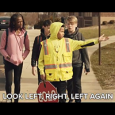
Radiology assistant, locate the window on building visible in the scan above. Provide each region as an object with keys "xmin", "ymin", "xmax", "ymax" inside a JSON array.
[
  {"xmin": 79, "ymin": 12, "xmax": 83, "ymax": 16},
  {"xmin": 84, "ymin": 12, "xmax": 92, "ymax": 17}
]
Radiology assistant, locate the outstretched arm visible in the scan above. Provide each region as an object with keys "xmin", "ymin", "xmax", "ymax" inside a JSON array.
[
  {"xmin": 71, "ymin": 34, "xmax": 109, "ymax": 51},
  {"xmin": 98, "ymin": 34, "xmax": 109, "ymax": 42}
]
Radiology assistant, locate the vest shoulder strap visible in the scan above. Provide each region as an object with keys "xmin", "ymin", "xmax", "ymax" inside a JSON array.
[
  {"xmin": 24, "ymin": 31, "xmax": 27, "ymax": 44},
  {"xmin": 64, "ymin": 38, "xmax": 71, "ymax": 52},
  {"xmin": 43, "ymin": 39, "xmax": 49, "ymax": 55}
]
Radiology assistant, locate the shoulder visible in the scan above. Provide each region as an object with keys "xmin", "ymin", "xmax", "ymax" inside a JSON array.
[
  {"xmin": 35, "ymin": 35, "xmax": 39, "ymax": 40},
  {"xmin": 76, "ymin": 31, "xmax": 82, "ymax": 36},
  {"xmin": 64, "ymin": 37, "xmax": 72, "ymax": 42},
  {"xmin": 37, "ymin": 35, "xmax": 42, "ymax": 41},
  {"xmin": 75, "ymin": 32, "xmax": 84, "ymax": 40},
  {"xmin": 33, "ymin": 35, "xmax": 39, "ymax": 43},
  {"xmin": 35, "ymin": 35, "xmax": 43, "ymax": 44},
  {"xmin": 64, "ymin": 37, "xmax": 70, "ymax": 40},
  {"xmin": 21, "ymin": 29, "xmax": 26, "ymax": 33}
]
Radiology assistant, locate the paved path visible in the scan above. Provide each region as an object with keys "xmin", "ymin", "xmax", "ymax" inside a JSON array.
[
  {"xmin": 81, "ymin": 35, "xmax": 115, "ymax": 102},
  {"xmin": 0, "ymin": 30, "xmax": 115, "ymax": 103}
]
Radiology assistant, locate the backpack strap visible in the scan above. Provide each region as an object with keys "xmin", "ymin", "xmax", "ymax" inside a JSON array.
[
  {"xmin": 5, "ymin": 30, "xmax": 27, "ymax": 49},
  {"xmin": 3, "ymin": 29, "xmax": 8, "ymax": 64},
  {"xmin": 5, "ymin": 29, "xmax": 9, "ymax": 50},
  {"xmin": 37, "ymin": 35, "xmax": 42, "ymax": 50},
  {"xmin": 37, "ymin": 35, "xmax": 42, "ymax": 44},
  {"xmin": 24, "ymin": 31, "xmax": 27, "ymax": 44}
]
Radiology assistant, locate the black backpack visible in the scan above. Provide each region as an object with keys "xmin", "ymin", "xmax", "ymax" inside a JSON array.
[{"xmin": 3, "ymin": 29, "xmax": 27, "ymax": 64}]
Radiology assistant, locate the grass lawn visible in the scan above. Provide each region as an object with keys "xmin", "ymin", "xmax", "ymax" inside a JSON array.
[
  {"xmin": 90, "ymin": 43, "xmax": 115, "ymax": 89},
  {"xmin": 79, "ymin": 24, "xmax": 115, "ymax": 89},
  {"xmin": 79, "ymin": 24, "xmax": 115, "ymax": 39}
]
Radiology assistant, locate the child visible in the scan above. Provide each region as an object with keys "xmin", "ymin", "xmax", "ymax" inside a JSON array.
[
  {"xmin": 31, "ymin": 19, "xmax": 52, "ymax": 85},
  {"xmin": 0, "ymin": 13, "xmax": 30, "ymax": 103},
  {"xmin": 64, "ymin": 16, "xmax": 90, "ymax": 103},
  {"xmin": 38, "ymin": 22, "xmax": 109, "ymax": 103}
]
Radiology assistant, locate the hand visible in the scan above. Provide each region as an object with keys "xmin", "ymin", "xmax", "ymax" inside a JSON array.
[
  {"xmin": 98, "ymin": 34, "xmax": 109, "ymax": 42},
  {"xmin": 84, "ymin": 69, "xmax": 89, "ymax": 75},
  {"xmin": 6, "ymin": 55, "xmax": 10, "ymax": 60},
  {"xmin": 40, "ymin": 74, "xmax": 46, "ymax": 81},
  {"xmin": 32, "ymin": 67, "xmax": 37, "ymax": 76}
]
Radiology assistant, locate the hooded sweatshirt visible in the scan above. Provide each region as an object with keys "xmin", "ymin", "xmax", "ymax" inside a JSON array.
[
  {"xmin": 64, "ymin": 27, "xmax": 90, "ymax": 72},
  {"xmin": 0, "ymin": 28, "xmax": 30, "ymax": 66},
  {"xmin": 38, "ymin": 22, "xmax": 64, "ymax": 75},
  {"xmin": 49, "ymin": 22, "xmax": 62, "ymax": 52},
  {"xmin": 38, "ymin": 22, "xmax": 98, "ymax": 77}
]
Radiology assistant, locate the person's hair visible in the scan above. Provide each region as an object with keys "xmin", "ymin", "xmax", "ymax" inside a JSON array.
[
  {"xmin": 66, "ymin": 16, "xmax": 78, "ymax": 24},
  {"xmin": 61, "ymin": 25, "xmax": 65, "ymax": 27},
  {"xmin": 43, "ymin": 19, "xmax": 52, "ymax": 27},
  {"xmin": 9, "ymin": 13, "xmax": 25, "ymax": 32}
]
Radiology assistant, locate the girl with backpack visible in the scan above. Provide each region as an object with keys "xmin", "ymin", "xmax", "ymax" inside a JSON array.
[{"xmin": 0, "ymin": 13, "xmax": 30, "ymax": 103}]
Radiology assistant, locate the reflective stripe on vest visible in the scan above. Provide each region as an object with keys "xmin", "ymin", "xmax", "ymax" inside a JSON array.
[
  {"xmin": 45, "ymin": 63, "xmax": 72, "ymax": 69},
  {"xmin": 45, "ymin": 64, "xmax": 57, "ymax": 69},
  {"xmin": 43, "ymin": 38, "xmax": 72, "ymax": 69},
  {"xmin": 65, "ymin": 38, "xmax": 70, "ymax": 52},
  {"xmin": 59, "ymin": 63, "xmax": 72, "ymax": 68},
  {"xmin": 43, "ymin": 39, "xmax": 49, "ymax": 55}
]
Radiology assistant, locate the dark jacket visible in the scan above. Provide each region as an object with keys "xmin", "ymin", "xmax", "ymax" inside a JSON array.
[
  {"xmin": 31, "ymin": 28, "xmax": 50, "ymax": 67},
  {"xmin": 64, "ymin": 27, "xmax": 90, "ymax": 72}
]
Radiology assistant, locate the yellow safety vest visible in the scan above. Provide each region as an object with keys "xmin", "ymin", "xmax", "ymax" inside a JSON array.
[
  {"xmin": 42, "ymin": 38, "xmax": 73, "ymax": 82},
  {"xmin": 40, "ymin": 37, "xmax": 99, "ymax": 82}
]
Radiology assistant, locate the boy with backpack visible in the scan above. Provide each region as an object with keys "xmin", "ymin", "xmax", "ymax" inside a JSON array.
[{"xmin": 31, "ymin": 19, "xmax": 52, "ymax": 85}]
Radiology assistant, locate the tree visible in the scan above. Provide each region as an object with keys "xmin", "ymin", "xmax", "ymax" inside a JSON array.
[{"xmin": 22, "ymin": 13, "xmax": 39, "ymax": 26}]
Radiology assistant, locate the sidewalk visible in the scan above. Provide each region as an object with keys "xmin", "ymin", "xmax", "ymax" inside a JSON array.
[
  {"xmin": 81, "ymin": 35, "xmax": 115, "ymax": 102},
  {"xmin": 0, "ymin": 31, "xmax": 115, "ymax": 102}
]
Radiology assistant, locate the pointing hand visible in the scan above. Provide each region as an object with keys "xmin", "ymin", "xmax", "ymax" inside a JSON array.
[{"xmin": 98, "ymin": 34, "xmax": 109, "ymax": 42}]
